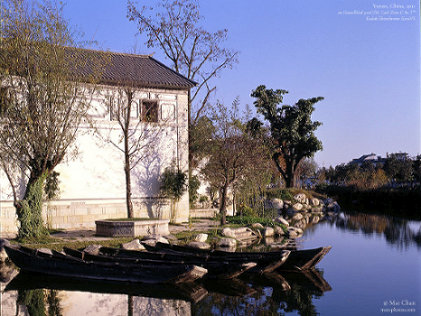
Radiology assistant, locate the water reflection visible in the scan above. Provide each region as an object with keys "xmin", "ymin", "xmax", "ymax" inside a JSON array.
[
  {"xmin": 322, "ymin": 211, "xmax": 421, "ymax": 249},
  {"xmin": 2, "ymin": 269, "xmax": 332, "ymax": 316}
]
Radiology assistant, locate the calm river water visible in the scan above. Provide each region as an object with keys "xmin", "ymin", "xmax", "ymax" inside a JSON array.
[{"xmin": 1, "ymin": 211, "xmax": 420, "ymax": 316}]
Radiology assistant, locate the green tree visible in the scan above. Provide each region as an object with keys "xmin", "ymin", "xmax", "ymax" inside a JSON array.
[
  {"xmin": 0, "ymin": 0, "xmax": 100, "ymax": 240},
  {"xmin": 251, "ymin": 85, "xmax": 323, "ymax": 188},
  {"xmin": 384, "ymin": 152, "xmax": 413, "ymax": 183}
]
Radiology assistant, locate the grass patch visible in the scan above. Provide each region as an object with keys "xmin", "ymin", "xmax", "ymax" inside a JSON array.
[
  {"xmin": 265, "ymin": 188, "xmax": 326, "ymax": 201},
  {"xmin": 14, "ymin": 237, "xmax": 134, "ymax": 252},
  {"xmin": 227, "ymin": 216, "xmax": 286, "ymax": 231}
]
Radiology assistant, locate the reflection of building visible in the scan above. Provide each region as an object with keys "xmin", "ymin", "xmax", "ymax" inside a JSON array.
[
  {"xmin": 1, "ymin": 289, "xmax": 192, "ymax": 316},
  {"xmin": 0, "ymin": 49, "xmax": 196, "ymax": 235}
]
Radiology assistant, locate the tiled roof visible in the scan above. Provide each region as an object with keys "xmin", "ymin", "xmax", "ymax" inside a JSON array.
[{"xmin": 66, "ymin": 47, "xmax": 196, "ymax": 89}]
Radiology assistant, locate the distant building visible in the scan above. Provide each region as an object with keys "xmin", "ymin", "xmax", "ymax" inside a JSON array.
[{"xmin": 349, "ymin": 153, "xmax": 385, "ymax": 167}]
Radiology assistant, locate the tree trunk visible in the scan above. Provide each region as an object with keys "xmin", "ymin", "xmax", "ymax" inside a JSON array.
[
  {"xmin": 124, "ymin": 156, "xmax": 134, "ymax": 219},
  {"xmin": 219, "ymin": 184, "xmax": 228, "ymax": 225},
  {"xmin": 16, "ymin": 171, "xmax": 49, "ymax": 241}
]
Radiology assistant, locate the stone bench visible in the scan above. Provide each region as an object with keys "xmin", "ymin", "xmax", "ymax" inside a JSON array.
[{"xmin": 95, "ymin": 219, "xmax": 170, "ymax": 237}]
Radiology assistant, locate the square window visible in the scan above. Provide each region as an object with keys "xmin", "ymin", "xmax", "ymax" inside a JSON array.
[{"xmin": 141, "ymin": 100, "xmax": 159, "ymax": 123}]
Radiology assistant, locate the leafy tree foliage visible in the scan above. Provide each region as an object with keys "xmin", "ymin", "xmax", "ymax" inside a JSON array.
[
  {"xmin": 160, "ymin": 167, "xmax": 188, "ymax": 221},
  {"xmin": 384, "ymin": 153, "xmax": 413, "ymax": 183},
  {"xmin": 251, "ymin": 85, "xmax": 323, "ymax": 188}
]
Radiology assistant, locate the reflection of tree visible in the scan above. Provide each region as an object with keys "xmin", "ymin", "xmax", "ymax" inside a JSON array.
[
  {"xmin": 18, "ymin": 289, "xmax": 46, "ymax": 316},
  {"xmin": 329, "ymin": 212, "xmax": 421, "ymax": 249},
  {"xmin": 193, "ymin": 271, "xmax": 330, "ymax": 316},
  {"xmin": 17, "ymin": 289, "xmax": 63, "ymax": 316}
]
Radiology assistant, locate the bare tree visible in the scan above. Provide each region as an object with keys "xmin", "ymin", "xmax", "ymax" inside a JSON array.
[
  {"xmin": 201, "ymin": 100, "xmax": 263, "ymax": 225},
  {"xmin": 127, "ymin": 0, "xmax": 238, "ymax": 125},
  {"xmin": 96, "ymin": 86, "xmax": 164, "ymax": 218},
  {"xmin": 0, "ymin": 0, "xmax": 100, "ymax": 240}
]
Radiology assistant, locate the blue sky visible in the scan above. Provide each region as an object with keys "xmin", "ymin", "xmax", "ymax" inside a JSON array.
[{"xmin": 63, "ymin": 0, "xmax": 420, "ymax": 167}]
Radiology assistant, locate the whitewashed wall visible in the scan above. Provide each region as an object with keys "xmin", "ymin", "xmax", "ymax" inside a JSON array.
[{"xmin": 0, "ymin": 85, "xmax": 190, "ymax": 235}]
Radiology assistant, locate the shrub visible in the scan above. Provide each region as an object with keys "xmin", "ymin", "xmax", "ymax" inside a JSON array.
[{"xmin": 160, "ymin": 167, "xmax": 188, "ymax": 201}]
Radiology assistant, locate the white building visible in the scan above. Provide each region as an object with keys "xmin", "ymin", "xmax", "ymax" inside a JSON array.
[{"xmin": 0, "ymin": 48, "xmax": 195, "ymax": 235}]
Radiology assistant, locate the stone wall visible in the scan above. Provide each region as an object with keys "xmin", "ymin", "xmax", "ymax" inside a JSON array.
[{"xmin": 0, "ymin": 198, "xmax": 172, "ymax": 237}]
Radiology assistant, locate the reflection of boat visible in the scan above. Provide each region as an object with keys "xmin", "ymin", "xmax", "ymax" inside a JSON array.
[
  {"xmin": 144, "ymin": 242, "xmax": 331, "ymax": 271},
  {"xmin": 281, "ymin": 269, "xmax": 332, "ymax": 293},
  {"xmin": 65, "ymin": 247, "xmax": 257, "ymax": 280},
  {"xmin": 4, "ymin": 245, "xmax": 207, "ymax": 284},
  {"xmin": 5, "ymin": 272, "xmax": 208, "ymax": 303}
]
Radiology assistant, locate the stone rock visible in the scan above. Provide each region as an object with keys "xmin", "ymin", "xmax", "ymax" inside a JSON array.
[
  {"xmin": 310, "ymin": 198, "xmax": 320, "ymax": 206},
  {"xmin": 217, "ymin": 237, "xmax": 237, "ymax": 248},
  {"xmin": 251, "ymin": 223, "xmax": 264, "ymax": 230},
  {"xmin": 0, "ymin": 239, "xmax": 10, "ymax": 249},
  {"xmin": 291, "ymin": 213, "xmax": 303, "ymax": 221},
  {"xmin": 221, "ymin": 227, "xmax": 236, "ymax": 238},
  {"xmin": 287, "ymin": 227, "xmax": 303, "ymax": 238},
  {"xmin": 83, "ymin": 244, "xmax": 102, "ymax": 255},
  {"xmin": 187, "ymin": 241, "xmax": 211, "ymax": 250},
  {"xmin": 264, "ymin": 227, "xmax": 275, "ymax": 237},
  {"xmin": 0, "ymin": 249, "xmax": 7, "ymax": 262},
  {"xmin": 311, "ymin": 216, "xmax": 320, "ymax": 224},
  {"xmin": 195, "ymin": 233, "xmax": 208, "ymax": 243},
  {"xmin": 294, "ymin": 193, "xmax": 307, "ymax": 204},
  {"xmin": 38, "ymin": 248, "xmax": 53, "ymax": 255},
  {"xmin": 264, "ymin": 237, "xmax": 275, "ymax": 245},
  {"xmin": 292, "ymin": 203, "xmax": 303, "ymax": 211},
  {"xmin": 271, "ymin": 198, "xmax": 284, "ymax": 210},
  {"xmin": 283, "ymin": 203, "xmax": 290, "ymax": 210},
  {"xmin": 141, "ymin": 235, "xmax": 169, "ymax": 244},
  {"xmin": 121, "ymin": 239, "xmax": 146, "ymax": 251},
  {"xmin": 327, "ymin": 201, "xmax": 341, "ymax": 213},
  {"xmin": 274, "ymin": 226, "xmax": 285, "ymax": 236},
  {"xmin": 275, "ymin": 216, "xmax": 289, "ymax": 227}
]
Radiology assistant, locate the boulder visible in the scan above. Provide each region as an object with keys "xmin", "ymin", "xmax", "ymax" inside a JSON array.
[
  {"xmin": 251, "ymin": 223, "xmax": 264, "ymax": 230},
  {"xmin": 311, "ymin": 216, "xmax": 320, "ymax": 224},
  {"xmin": 275, "ymin": 216, "xmax": 289, "ymax": 227},
  {"xmin": 327, "ymin": 201, "xmax": 341, "ymax": 213},
  {"xmin": 292, "ymin": 203, "xmax": 303, "ymax": 211},
  {"xmin": 294, "ymin": 193, "xmax": 307, "ymax": 204},
  {"xmin": 0, "ymin": 249, "xmax": 7, "ymax": 262},
  {"xmin": 141, "ymin": 236, "xmax": 169, "ymax": 247},
  {"xmin": 310, "ymin": 198, "xmax": 320, "ymax": 206},
  {"xmin": 291, "ymin": 213, "xmax": 303, "ymax": 221},
  {"xmin": 271, "ymin": 198, "xmax": 284, "ymax": 210},
  {"xmin": 217, "ymin": 238, "xmax": 237, "ymax": 248},
  {"xmin": 274, "ymin": 226, "xmax": 285, "ymax": 236},
  {"xmin": 121, "ymin": 239, "xmax": 146, "ymax": 251},
  {"xmin": 221, "ymin": 227, "xmax": 236, "ymax": 238},
  {"xmin": 188, "ymin": 241, "xmax": 211, "ymax": 250},
  {"xmin": 195, "ymin": 233, "xmax": 208, "ymax": 243},
  {"xmin": 264, "ymin": 227, "xmax": 275, "ymax": 237},
  {"xmin": 287, "ymin": 227, "xmax": 303, "ymax": 238},
  {"xmin": 83, "ymin": 244, "xmax": 102, "ymax": 255}
]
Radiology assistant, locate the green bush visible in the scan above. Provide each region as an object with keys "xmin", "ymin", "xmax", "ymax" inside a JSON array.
[
  {"xmin": 160, "ymin": 167, "xmax": 188, "ymax": 201},
  {"xmin": 227, "ymin": 215, "xmax": 286, "ymax": 231},
  {"xmin": 236, "ymin": 204, "xmax": 258, "ymax": 217},
  {"xmin": 189, "ymin": 175, "xmax": 200, "ymax": 204}
]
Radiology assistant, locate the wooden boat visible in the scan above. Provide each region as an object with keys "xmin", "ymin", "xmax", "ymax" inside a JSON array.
[
  {"xmin": 4, "ymin": 245, "xmax": 207, "ymax": 284},
  {"xmin": 102, "ymin": 244, "xmax": 290, "ymax": 274},
  {"xmin": 145, "ymin": 242, "xmax": 331, "ymax": 271},
  {"xmin": 63, "ymin": 247, "xmax": 257, "ymax": 280}
]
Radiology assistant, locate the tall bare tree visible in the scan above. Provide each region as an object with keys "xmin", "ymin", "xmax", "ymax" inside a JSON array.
[
  {"xmin": 0, "ymin": 0, "xmax": 99, "ymax": 240},
  {"xmin": 127, "ymin": 0, "xmax": 238, "ymax": 124},
  {"xmin": 97, "ymin": 87, "xmax": 163, "ymax": 218}
]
